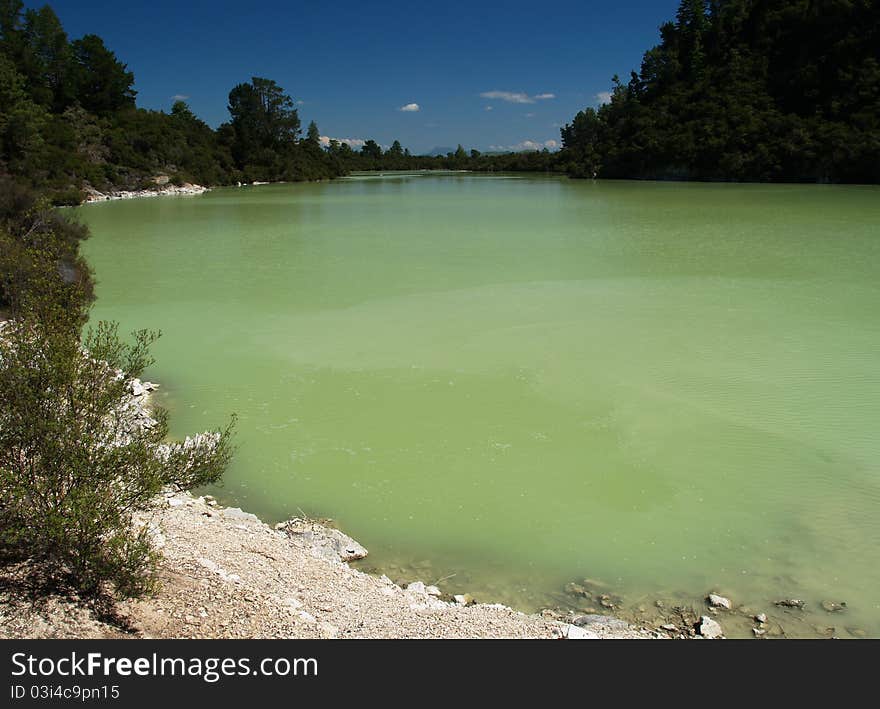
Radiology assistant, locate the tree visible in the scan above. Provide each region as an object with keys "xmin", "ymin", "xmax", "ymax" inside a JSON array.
[
  {"xmin": 0, "ymin": 54, "xmax": 47, "ymax": 174},
  {"xmin": 306, "ymin": 120, "xmax": 320, "ymax": 145},
  {"xmin": 561, "ymin": 107, "xmax": 603, "ymax": 177},
  {"xmin": 22, "ymin": 5, "xmax": 72, "ymax": 110},
  {"xmin": 227, "ymin": 77, "xmax": 300, "ymax": 169},
  {"xmin": 69, "ymin": 34, "xmax": 135, "ymax": 115},
  {"xmin": 360, "ymin": 139, "xmax": 382, "ymax": 160}
]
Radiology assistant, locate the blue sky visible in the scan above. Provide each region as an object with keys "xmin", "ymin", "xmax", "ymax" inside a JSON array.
[{"xmin": 33, "ymin": 0, "xmax": 681, "ymax": 154}]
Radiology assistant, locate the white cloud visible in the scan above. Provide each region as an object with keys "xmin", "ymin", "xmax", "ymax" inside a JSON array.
[
  {"xmin": 484, "ymin": 105, "xmax": 493, "ymax": 111},
  {"xmin": 320, "ymin": 136, "xmax": 367, "ymax": 149},
  {"xmin": 399, "ymin": 102, "xmax": 420, "ymax": 112},
  {"xmin": 595, "ymin": 91, "xmax": 613, "ymax": 105},
  {"xmin": 481, "ymin": 90, "xmax": 533, "ymax": 104},
  {"xmin": 489, "ymin": 139, "xmax": 560, "ymax": 152},
  {"xmin": 480, "ymin": 90, "xmax": 556, "ymax": 104},
  {"xmin": 171, "ymin": 94, "xmax": 190, "ymax": 101},
  {"xmin": 525, "ymin": 112, "xmax": 535, "ymax": 118}
]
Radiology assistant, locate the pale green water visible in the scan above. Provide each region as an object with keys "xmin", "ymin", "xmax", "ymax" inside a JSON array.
[{"xmin": 81, "ymin": 175, "xmax": 880, "ymax": 637}]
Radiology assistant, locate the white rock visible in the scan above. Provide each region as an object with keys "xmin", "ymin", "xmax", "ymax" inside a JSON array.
[
  {"xmin": 564, "ymin": 624, "xmax": 600, "ymax": 639},
  {"xmin": 697, "ymin": 616, "xmax": 724, "ymax": 639},
  {"xmin": 406, "ymin": 581, "xmax": 427, "ymax": 595},
  {"xmin": 220, "ymin": 507, "xmax": 261, "ymax": 524},
  {"xmin": 425, "ymin": 585, "xmax": 442, "ymax": 597}
]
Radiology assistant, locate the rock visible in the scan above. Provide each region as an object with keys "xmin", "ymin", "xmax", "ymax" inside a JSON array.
[
  {"xmin": 775, "ymin": 599, "xmax": 806, "ymax": 609},
  {"xmin": 425, "ymin": 585, "xmax": 442, "ymax": 597},
  {"xmin": 563, "ymin": 624, "xmax": 600, "ymax": 640},
  {"xmin": 454, "ymin": 594, "xmax": 475, "ymax": 606},
  {"xmin": 167, "ymin": 497, "xmax": 185, "ymax": 507},
  {"xmin": 660, "ymin": 624, "xmax": 678, "ymax": 632},
  {"xmin": 846, "ymin": 627, "xmax": 867, "ymax": 638},
  {"xmin": 142, "ymin": 381, "xmax": 159, "ymax": 391},
  {"xmin": 696, "ymin": 616, "xmax": 724, "ymax": 639},
  {"xmin": 708, "ymin": 593, "xmax": 732, "ymax": 610},
  {"xmin": 220, "ymin": 507, "xmax": 260, "ymax": 524},
  {"xmin": 278, "ymin": 519, "xmax": 368, "ymax": 562},
  {"xmin": 565, "ymin": 582, "xmax": 588, "ymax": 597},
  {"xmin": 130, "ymin": 379, "xmax": 146, "ymax": 397},
  {"xmin": 571, "ymin": 614, "xmax": 632, "ymax": 632},
  {"xmin": 820, "ymin": 600, "xmax": 846, "ymax": 613},
  {"xmin": 406, "ymin": 581, "xmax": 427, "ymax": 595},
  {"xmin": 755, "ymin": 613, "xmax": 767, "ymax": 624},
  {"xmin": 752, "ymin": 628, "xmax": 766, "ymax": 637}
]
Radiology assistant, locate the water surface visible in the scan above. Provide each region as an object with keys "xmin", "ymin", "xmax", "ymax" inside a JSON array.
[{"xmin": 81, "ymin": 175, "xmax": 880, "ymax": 637}]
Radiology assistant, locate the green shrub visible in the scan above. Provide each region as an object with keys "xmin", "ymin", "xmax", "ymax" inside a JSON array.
[{"xmin": 0, "ymin": 311, "xmax": 235, "ymax": 598}]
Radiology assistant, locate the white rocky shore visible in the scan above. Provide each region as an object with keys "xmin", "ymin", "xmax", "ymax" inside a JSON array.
[{"xmin": 83, "ymin": 182, "xmax": 209, "ymax": 203}]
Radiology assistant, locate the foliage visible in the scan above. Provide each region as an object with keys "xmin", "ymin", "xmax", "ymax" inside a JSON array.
[
  {"xmin": 0, "ymin": 175, "xmax": 93, "ymax": 319},
  {"xmin": 561, "ymin": 0, "xmax": 880, "ymax": 183},
  {"xmin": 0, "ymin": 309, "xmax": 235, "ymax": 597}
]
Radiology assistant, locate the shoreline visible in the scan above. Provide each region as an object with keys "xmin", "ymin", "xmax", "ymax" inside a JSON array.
[
  {"xmin": 82, "ymin": 182, "xmax": 210, "ymax": 204},
  {"xmin": 0, "ymin": 364, "xmax": 649, "ymax": 639},
  {"xmin": 0, "ymin": 485, "xmax": 651, "ymax": 639}
]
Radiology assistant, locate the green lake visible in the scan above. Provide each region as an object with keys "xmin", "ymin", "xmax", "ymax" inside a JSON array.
[{"xmin": 81, "ymin": 174, "xmax": 880, "ymax": 637}]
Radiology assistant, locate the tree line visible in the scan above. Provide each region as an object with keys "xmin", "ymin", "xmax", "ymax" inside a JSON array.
[{"xmin": 561, "ymin": 0, "xmax": 879, "ymax": 183}]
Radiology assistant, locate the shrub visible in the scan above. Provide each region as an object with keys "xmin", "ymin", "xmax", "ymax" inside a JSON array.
[{"xmin": 0, "ymin": 308, "xmax": 235, "ymax": 598}]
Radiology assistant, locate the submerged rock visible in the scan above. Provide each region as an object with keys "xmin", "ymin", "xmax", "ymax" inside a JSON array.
[
  {"xmin": 571, "ymin": 614, "xmax": 632, "ymax": 632},
  {"xmin": 820, "ymin": 600, "xmax": 846, "ymax": 613},
  {"xmin": 707, "ymin": 593, "xmax": 732, "ymax": 610},
  {"xmin": 775, "ymin": 599, "xmax": 806, "ymax": 609}
]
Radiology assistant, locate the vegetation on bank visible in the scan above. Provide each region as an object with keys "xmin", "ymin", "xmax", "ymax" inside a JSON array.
[
  {"xmin": 562, "ymin": 0, "xmax": 879, "ymax": 183},
  {"xmin": 2, "ymin": 0, "xmax": 877, "ymax": 205},
  {"xmin": 0, "ymin": 173, "xmax": 235, "ymax": 600}
]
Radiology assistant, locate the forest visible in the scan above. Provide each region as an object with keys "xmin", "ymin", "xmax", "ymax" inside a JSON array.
[
  {"xmin": 561, "ymin": 0, "xmax": 879, "ymax": 183},
  {"xmin": 1, "ymin": 0, "xmax": 878, "ymax": 212}
]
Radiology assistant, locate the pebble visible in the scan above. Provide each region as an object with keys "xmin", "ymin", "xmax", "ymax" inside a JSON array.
[{"xmin": 820, "ymin": 600, "xmax": 846, "ymax": 613}]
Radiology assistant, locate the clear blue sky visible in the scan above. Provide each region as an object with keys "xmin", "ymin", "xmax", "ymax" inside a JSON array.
[{"xmin": 33, "ymin": 0, "xmax": 681, "ymax": 154}]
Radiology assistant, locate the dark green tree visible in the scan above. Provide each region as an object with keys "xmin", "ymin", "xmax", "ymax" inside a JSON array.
[{"xmin": 69, "ymin": 34, "xmax": 135, "ymax": 115}]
